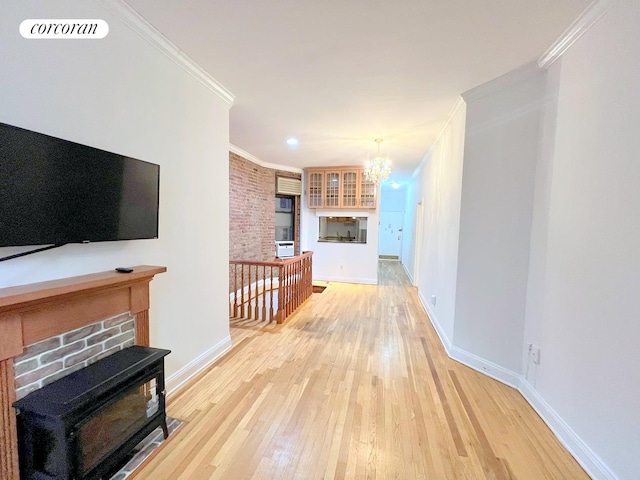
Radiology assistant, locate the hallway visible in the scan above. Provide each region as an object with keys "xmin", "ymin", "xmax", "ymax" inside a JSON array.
[{"xmin": 136, "ymin": 262, "xmax": 588, "ymax": 479}]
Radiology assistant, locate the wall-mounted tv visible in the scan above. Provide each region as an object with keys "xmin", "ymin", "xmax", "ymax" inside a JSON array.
[{"xmin": 0, "ymin": 122, "xmax": 160, "ymax": 248}]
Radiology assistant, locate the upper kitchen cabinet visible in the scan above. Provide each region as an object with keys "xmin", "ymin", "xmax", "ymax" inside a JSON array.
[
  {"xmin": 307, "ymin": 170, "xmax": 324, "ymax": 208},
  {"xmin": 305, "ymin": 167, "xmax": 377, "ymax": 209}
]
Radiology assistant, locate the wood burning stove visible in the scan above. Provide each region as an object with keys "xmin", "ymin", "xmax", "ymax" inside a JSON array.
[{"xmin": 13, "ymin": 345, "xmax": 170, "ymax": 479}]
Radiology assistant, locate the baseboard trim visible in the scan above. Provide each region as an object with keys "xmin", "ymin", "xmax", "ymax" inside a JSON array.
[
  {"xmin": 418, "ymin": 292, "xmax": 519, "ymax": 387},
  {"xmin": 401, "ymin": 262, "xmax": 415, "ymax": 285},
  {"xmin": 417, "ymin": 291, "xmax": 453, "ymax": 352},
  {"xmin": 518, "ymin": 381, "xmax": 617, "ymax": 480},
  {"xmin": 449, "ymin": 345, "xmax": 520, "ymax": 388},
  {"xmin": 416, "ymin": 285, "xmax": 616, "ymax": 479},
  {"xmin": 313, "ymin": 276, "xmax": 377, "ymax": 285},
  {"xmin": 165, "ymin": 335, "xmax": 232, "ymax": 395}
]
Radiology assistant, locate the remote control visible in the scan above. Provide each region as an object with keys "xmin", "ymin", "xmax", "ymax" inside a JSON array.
[{"xmin": 115, "ymin": 267, "xmax": 134, "ymax": 273}]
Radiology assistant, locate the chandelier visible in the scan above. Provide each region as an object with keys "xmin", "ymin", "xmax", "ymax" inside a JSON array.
[{"xmin": 364, "ymin": 138, "xmax": 391, "ymax": 184}]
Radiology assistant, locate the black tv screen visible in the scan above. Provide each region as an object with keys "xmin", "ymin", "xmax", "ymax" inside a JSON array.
[{"xmin": 0, "ymin": 122, "xmax": 160, "ymax": 247}]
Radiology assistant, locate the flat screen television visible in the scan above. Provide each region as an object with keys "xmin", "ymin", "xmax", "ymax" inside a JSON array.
[{"xmin": 0, "ymin": 122, "xmax": 160, "ymax": 248}]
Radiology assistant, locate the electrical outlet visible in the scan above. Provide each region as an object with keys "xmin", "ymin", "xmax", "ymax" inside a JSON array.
[
  {"xmin": 430, "ymin": 295, "xmax": 436, "ymax": 306},
  {"xmin": 532, "ymin": 346, "xmax": 541, "ymax": 365}
]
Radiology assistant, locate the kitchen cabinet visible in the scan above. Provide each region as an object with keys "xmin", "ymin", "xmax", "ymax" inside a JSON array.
[
  {"xmin": 306, "ymin": 167, "xmax": 377, "ymax": 209},
  {"xmin": 308, "ymin": 171, "xmax": 324, "ymax": 208}
]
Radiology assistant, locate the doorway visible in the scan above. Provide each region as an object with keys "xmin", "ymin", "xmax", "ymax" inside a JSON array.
[{"xmin": 378, "ymin": 211, "xmax": 403, "ymax": 260}]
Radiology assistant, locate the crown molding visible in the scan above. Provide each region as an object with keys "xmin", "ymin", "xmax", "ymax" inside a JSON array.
[
  {"xmin": 97, "ymin": 0, "xmax": 234, "ymax": 105},
  {"xmin": 229, "ymin": 144, "xmax": 304, "ymax": 174},
  {"xmin": 538, "ymin": 0, "xmax": 620, "ymax": 69},
  {"xmin": 411, "ymin": 96, "xmax": 466, "ymax": 180}
]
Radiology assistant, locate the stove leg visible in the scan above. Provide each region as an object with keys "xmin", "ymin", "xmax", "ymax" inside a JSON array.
[{"xmin": 161, "ymin": 418, "xmax": 169, "ymax": 439}]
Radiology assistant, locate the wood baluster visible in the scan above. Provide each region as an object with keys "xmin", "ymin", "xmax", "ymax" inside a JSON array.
[
  {"xmin": 254, "ymin": 265, "xmax": 259, "ymax": 320},
  {"xmin": 253, "ymin": 266, "xmax": 257, "ymax": 321},
  {"xmin": 269, "ymin": 266, "xmax": 275, "ymax": 322},
  {"xmin": 254, "ymin": 265, "xmax": 258, "ymax": 321},
  {"xmin": 290, "ymin": 263, "xmax": 294, "ymax": 314},
  {"xmin": 290, "ymin": 262, "xmax": 295, "ymax": 314},
  {"xmin": 236, "ymin": 264, "xmax": 240, "ymax": 318},
  {"xmin": 302, "ymin": 257, "xmax": 307, "ymax": 301},
  {"xmin": 240, "ymin": 264, "xmax": 245, "ymax": 318},
  {"xmin": 298, "ymin": 259, "xmax": 302, "ymax": 306},
  {"xmin": 262, "ymin": 265, "xmax": 267, "ymax": 321},
  {"xmin": 290, "ymin": 262, "xmax": 295, "ymax": 315},
  {"xmin": 305, "ymin": 256, "xmax": 310, "ymax": 299},
  {"xmin": 247, "ymin": 265, "xmax": 253, "ymax": 320},
  {"xmin": 252, "ymin": 265, "xmax": 257, "ymax": 320},
  {"xmin": 286, "ymin": 263, "xmax": 290, "ymax": 318},
  {"xmin": 292, "ymin": 262, "xmax": 296, "ymax": 313},
  {"xmin": 291, "ymin": 261, "xmax": 296, "ymax": 313},
  {"xmin": 233, "ymin": 264, "xmax": 239, "ymax": 317},
  {"xmin": 276, "ymin": 264, "xmax": 284, "ymax": 323},
  {"xmin": 282, "ymin": 264, "xmax": 287, "ymax": 321}
]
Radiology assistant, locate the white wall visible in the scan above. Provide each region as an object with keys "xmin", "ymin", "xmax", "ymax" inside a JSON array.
[
  {"xmin": 453, "ymin": 64, "xmax": 545, "ymax": 373},
  {"xmin": 523, "ymin": 3, "xmax": 640, "ymax": 478},
  {"xmin": 401, "ymin": 181, "xmax": 419, "ymax": 283},
  {"xmin": 379, "ymin": 188, "xmax": 406, "ymax": 212},
  {"xmin": 0, "ymin": 0, "xmax": 232, "ymax": 381},
  {"xmin": 408, "ymin": 100, "xmax": 466, "ymax": 344},
  {"xmin": 404, "ymin": 4, "xmax": 640, "ymax": 477},
  {"xmin": 302, "ymin": 208, "xmax": 379, "ymax": 284}
]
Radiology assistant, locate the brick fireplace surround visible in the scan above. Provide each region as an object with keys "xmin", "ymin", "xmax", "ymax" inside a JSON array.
[{"xmin": 0, "ymin": 265, "xmax": 166, "ymax": 479}]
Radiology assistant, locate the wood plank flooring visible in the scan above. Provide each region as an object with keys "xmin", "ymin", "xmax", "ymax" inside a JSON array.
[{"xmin": 134, "ymin": 262, "xmax": 589, "ymax": 479}]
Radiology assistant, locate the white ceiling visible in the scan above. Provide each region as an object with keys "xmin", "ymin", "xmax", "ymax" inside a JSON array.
[{"xmin": 125, "ymin": 0, "xmax": 588, "ymax": 184}]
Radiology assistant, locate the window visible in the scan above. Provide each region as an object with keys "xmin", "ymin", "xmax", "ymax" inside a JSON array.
[{"xmin": 275, "ymin": 196, "xmax": 294, "ymax": 241}]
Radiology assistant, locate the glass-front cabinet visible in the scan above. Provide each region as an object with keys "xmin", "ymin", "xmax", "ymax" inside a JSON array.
[
  {"xmin": 359, "ymin": 177, "xmax": 376, "ymax": 208},
  {"xmin": 308, "ymin": 171, "xmax": 323, "ymax": 208},
  {"xmin": 305, "ymin": 166, "xmax": 377, "ymax": 209},
  {"xmin": 341, "ymin": 170, "xmax": 358, "ymax": 208},
  {"xmin": 324, "ymin": 171, "xmax": 340, "ymax": 208}
]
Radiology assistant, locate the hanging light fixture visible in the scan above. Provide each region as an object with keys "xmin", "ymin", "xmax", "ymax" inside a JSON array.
[{"xmin": 364, "ymin": 138, "xmax": 391, "ymax": 184}]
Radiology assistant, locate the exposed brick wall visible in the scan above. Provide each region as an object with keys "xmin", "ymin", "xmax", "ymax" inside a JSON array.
[
  {"xmin": 229, "ymin": 152, "xmax": 277, "ymax": 262},
  {"xmin": 14, "ymin": 312, "xmax": 135, "ymax": 399},
  {"xmin": 229, "ymin": 152, "xmax": 302, "ymax": 295}
]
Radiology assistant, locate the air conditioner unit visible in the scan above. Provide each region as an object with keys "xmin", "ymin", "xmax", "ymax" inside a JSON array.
[
  {"xmin": 276, "ymin": 176, "xmax": 302, "ymax": 196},
  {"xmin": 275, "ymin": 241, "xmax": 295, "ymax": 258}
]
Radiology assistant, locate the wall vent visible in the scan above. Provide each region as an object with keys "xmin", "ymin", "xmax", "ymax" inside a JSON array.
[{"xmin": 276, "ymin": 176, "xmax": 302, "ymax": 196}]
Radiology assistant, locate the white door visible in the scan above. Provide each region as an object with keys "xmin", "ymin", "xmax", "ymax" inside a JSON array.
[{"xmin": 378, "ymin": 211, "xmax": 403, "ymax": 259}]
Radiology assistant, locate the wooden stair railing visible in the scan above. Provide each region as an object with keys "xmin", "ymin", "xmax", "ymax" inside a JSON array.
[{"xmin": 229, "ymin": 251, "xmax": 313, "ymax": 324}]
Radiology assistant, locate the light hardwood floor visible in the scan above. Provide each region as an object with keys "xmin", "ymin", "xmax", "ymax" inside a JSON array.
[{"xmin": 134, "ymin": 262, "xmax": 589, "ymax": 479}]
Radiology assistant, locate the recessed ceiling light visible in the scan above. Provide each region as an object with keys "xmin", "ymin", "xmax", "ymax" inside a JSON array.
[
  {"xmin": 286, "ymin": 138, "xmax": 298, "ymax": 147},
  {"xmin": 391, "ymin": 182, "xmax": 401, "ymax": 189}
]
